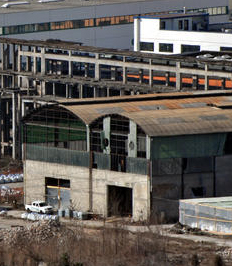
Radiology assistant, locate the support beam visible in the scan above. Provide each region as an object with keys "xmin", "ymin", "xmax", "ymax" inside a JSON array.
[
  {"xmin": 204, "ymin": 64, "xmax": 209, "ymax": 91},
  {"xmin": 128, "ymin": 120, "xmax": 137, "ymax": 158}
]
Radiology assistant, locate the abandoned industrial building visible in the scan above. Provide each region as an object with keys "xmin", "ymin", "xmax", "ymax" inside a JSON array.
[
  {"xmin": 22, "ymin": 92, "xmax": 232, "ymax": 221},
  {"xmin": 4, "ymin": 37, "xmax": 232, "ymax": 161}
]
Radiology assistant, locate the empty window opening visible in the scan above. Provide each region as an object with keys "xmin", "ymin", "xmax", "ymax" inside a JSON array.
[
  {"xmin": 108, "ymin": 185, "xmax": 132, "ymax": 217},
  {"xmin": 191, "ymin": 186, "xmax": 206, "ymax": 197}
]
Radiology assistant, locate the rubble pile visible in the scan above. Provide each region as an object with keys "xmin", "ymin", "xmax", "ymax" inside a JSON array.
[{"xmin": 0, "ymin": 220, "xmax": 62, "ymax": 246}]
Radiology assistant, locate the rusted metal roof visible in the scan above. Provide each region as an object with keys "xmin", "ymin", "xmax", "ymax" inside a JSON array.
[{"xmin": 61, "ymin": 94, "xmax": 232, "ymax": 136}]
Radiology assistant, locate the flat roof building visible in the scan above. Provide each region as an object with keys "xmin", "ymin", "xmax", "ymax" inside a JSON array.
[{"xmin": 0, "ymin": 0, "xmax": 230, "ymax": 49}]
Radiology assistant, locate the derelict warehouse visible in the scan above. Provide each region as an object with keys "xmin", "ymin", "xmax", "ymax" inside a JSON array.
[{"xmin": 22, "ymin": 92, "xmax": 232, "ymax": 221}]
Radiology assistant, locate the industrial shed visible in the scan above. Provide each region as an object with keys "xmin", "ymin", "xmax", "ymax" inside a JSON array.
[{"xmin": 22, "ymin": 94, "xmax": 232, "ymax": 221}]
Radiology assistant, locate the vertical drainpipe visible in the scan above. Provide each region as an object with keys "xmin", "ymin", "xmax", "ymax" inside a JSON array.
[{"xmin": 86, "ymin": 124, "xmax": 93, "ymax": 212}]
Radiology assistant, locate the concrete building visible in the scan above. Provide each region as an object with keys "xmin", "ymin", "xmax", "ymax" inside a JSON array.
[
  {"xmin": 3, "ymin": 37, "xmax": 232, "ymax": 160},
  {"xmin": 0, "ymin": 0, "xmax": 230, "ymax": 49},
  {"xmin": 134, "ymin": 12, "xmax": 232, "ymax": 54},
  {"xmin": 22, "ymin": 92, "xmax": 232, "ymax": 221}
]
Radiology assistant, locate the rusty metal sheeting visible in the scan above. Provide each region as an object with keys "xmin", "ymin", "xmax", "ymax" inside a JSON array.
[{"xmin": 57, "ymin": 94, "xmax": 232, "ymax": 136}]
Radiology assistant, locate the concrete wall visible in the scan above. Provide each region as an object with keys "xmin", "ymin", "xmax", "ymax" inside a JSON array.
[{"xmin": 24, "ymin": 160, "xmax": 150, "ymax": 221}]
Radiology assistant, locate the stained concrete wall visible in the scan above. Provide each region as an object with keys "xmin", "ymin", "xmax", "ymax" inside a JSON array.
[{"xmin": 24, "ymin": 160, "xmax": 150, "ymax": 221}]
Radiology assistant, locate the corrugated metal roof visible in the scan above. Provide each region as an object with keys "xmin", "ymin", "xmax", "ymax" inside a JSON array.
[{"xmin": 61, "ymin": 94, "xmax": 232, "ymax": 137}]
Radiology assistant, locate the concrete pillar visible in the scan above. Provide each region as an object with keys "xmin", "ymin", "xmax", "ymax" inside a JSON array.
[
  {"xmin": 120, "ymin": 89, "xmax": 125, "ymax": 96},
  {"xmin": 165, "ymin": 72, "xmax": 170, "ymax": 87},
  {"xmin": 149, "ymin": 68, "xmax": 153, "ymax": 87},
  {"xmin": 79, "ymin": 84, "xmax": 83, "ymax": 98},
  {"xmin": 128, "ymin": 120, "xmax": 137, "ymax": 158},
  {"xmin": 192, "ymin": 75, "xmax": 198, "ymax": 90},
  {"xmin": 33, "ymin": 47, "xmax": 37, "ymax": 74},
  {"xmin": 84, "ymin": 63, "xmax": 89, "ymax": 78},
  {"xmin": 111, "ymin": 66, "xmax": 117, "ymax": 81},
  {"xmin": 95, "ymin": 53, "xmax": 100, "ymax": 80},
  {"xmin": 18, "ymin": 45, "xmax": 22, "ymax": 72},
  {"xmin": 52, "ymin": 61, "xmax": 57, "ymax": 75},
  {"xmin": 49, "ymin": 60, "xmax": 53, "ymax": 74},
  {"xmin": 139, "ymin": 69, "xmax": 143, "ymax": 84},
  {"xmin": 93, "ymin": 86, "xmax": 96, "ymax": 98},
  {"xmin": 0, "ymin": 43, "xmax": 4, "ymax": 70},
  {"xmin": 176, "ymin": 62, "xmax": 182, "ymax": 91},
  {"xmin": 134, "ymin": 18, "xmax": 140, "ymax": 52},
  {"xmin": 221, "ymin": 78, "xmax": 226, "ymax": 90},
  {"xmin": 12, "ymin": 92, "xmax": 17, "ymax": 159},
  {"xmin": 41, "ymin": 81, "xmax": 46, "ymax": 96},
  {"xmin": 103, "ymin": 117, "xmax": 110, "ymax": 154},
  {"xmin": 66, "ymin": 84, "xmax": 69, "ymax": 98},
  {"xmin": 106, "ymin": 87, "xmax": 110, "ymax": 97},
  {"xmin": 52, "ymin": 83, "xmax": 56, "ymax": 96},
  {"xmin": 1, "ymin": 75, "xmax": 4, "ymax": 89},
  {"xmin": 204, "ymin": 64, "xmax": 209, "ymax": 91},
  {"xmin": 69, "ymin": 59, "xmax": 73, "ymax": 78},
  {"xmin": 26, "ymin": 46, "xmax": 31, "ymax": 72},
  {"xmin": 57, "ymin": 61, "xmax": 62, "ymax": 75},
  {"xmin": 146, "ymin": 135, "xmax": 151, "ymax": 160},
  {"xmin": 123, "ymin": 57, "xmax": 127, "ymax": 84},
  {"xmin": 41, "ymin": 47, "xmax": 45, "ymax": 75},
  {"xmin": 12, "ymin": 44, "xmax": 16, "ymax": 71}
]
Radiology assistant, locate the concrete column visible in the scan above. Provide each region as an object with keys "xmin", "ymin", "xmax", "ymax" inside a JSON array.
[
  {"xmin": 120, "ymin": 89, "xmax": 125, "ymax": 96},
  {"xmin": 57, "ymin": 61, "xmax": 62, "ymax": 75},
  {"xmin": 123, "ymin": 57, "xmax": 127, "ymax": 84},
  {"xmin": 84, "ymin": 63, "xmax": 89, "ymax": 78},
  {"xmin": 111, "ymin": 66, "xmax": 117, "ymax": 81},
  {"xmin": 204, "ymin": 64, "xmax": 209, "ymax": 91},
  {"xmin": 176, "ymin": 62, "xmax": 182, "ymax": 91},
  {"xmin": 149, "ymin": 68, "xmax": 153, "ymax": 87},
  {"xmin": 79, "ymin": 84, "xmax": 83, "ymax": 99},
  {"xmin": 41, "ymin": 47, "xmax": 46, "ymax": 75},
  {"xmin": 165, "ymin": 72, "xmax": 170, "ymax": 87},
  {"xmin": 5, "ymin": 44, "xmax": 10, "ymax": 70},
  {"xmin": 33, "ymin": 47, "xmax": 37, "ymax": 74},
  {"xmin": 41, "ymin": 81, "xmax": 46, "ymax": 96},
  {"xmin": 0, "ymin": 43, "xmax": 4, "ymax": 70},
  {"xmin": 49, "ymin": 60, "xmax": 53, "ymax": 74},
  {"xmin": 103, "ymin": 117, "xmax": 110, "ymax": 154},
  {"xmin": 139, "ymin": 69, "xmax": 143, "ymax": 84},
  {"xmin": 146, "ymin": 135, "xmax": 151, "ymax": 160},
  {"xmin": 18, "ymin": 45, "xmax": 22, "ymax": 72},
  {"xmin": 68, "ymin": 60, "xmax": 73, "ymax": 78},
  {"xmin": 52, "ymin": 83, "xmax": 56, "ymax": 96},
  {"xmin": 95, "ymin": 53, "xmax": 100, "ymax": 80},
  {"xmin": 53, "ymin": 61, "xmax": 57, "ymax": 75},
  {"xmin": 1, "ymin": 75, "xmax": 4, "ymax": 89},
  {"xmin": 12, "ymin": 44, "xmax": 16, "ymax": 71},
  {"xmin": 93, "ymin": 86, "xmax": 96, "ymax": 98},
  {"xmin": 106, "ymin": 87, "xmax": 110, "ymax": 97},
  {"xmin": 128, "ymin": 120, "xmax": 137, "ymax": 158},
  {"xmin": 26, "ymin": 46, "xmax": 31, "ymax": 72},
  {"xmin": 66, "ymin": 84, "xmax": 69, "ymax": 98},
  {"xmin": 12, "ymin": 92, "xmax": 17, "ymax": 159},
  {"xmin": 221, "ymin": 78, "xmax": 226, "ymax": 90},
  {"xmin": 192, "ymin": 75, "xmax": 198, "ymax": 90},
  {"xmin": 134, "ymin": 18, "xmax": 140, "ymax": 52}
]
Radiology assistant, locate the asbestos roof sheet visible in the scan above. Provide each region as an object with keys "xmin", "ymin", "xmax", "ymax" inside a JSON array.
[{"xmin": 61, "ymin": 93, "xmax": 232, "ymax": 137}]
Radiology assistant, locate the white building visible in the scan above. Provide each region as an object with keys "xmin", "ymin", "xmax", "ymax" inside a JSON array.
[
  {"xmin": 0, "ymin": 0, "xmax": 230, "ymax": 49},
  {"xmin": 134, "ymin": 12, "xmax": 232, "ymax": 54}
]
